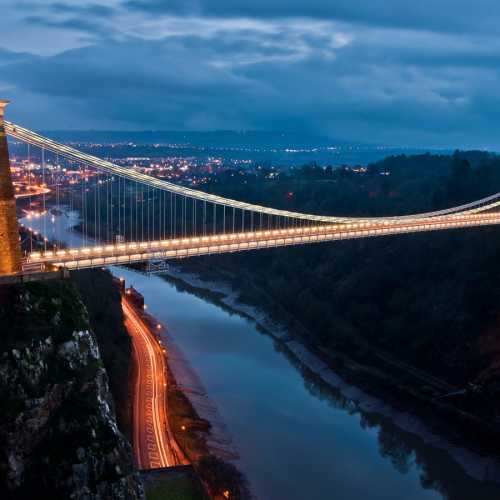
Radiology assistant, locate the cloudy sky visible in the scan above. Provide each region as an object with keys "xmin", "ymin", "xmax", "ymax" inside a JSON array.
[{"xmin": 1, "ymin": 0, "xmax": 500, "ymax": 148}]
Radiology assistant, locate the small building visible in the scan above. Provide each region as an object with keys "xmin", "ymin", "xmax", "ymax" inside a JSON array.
[{"xmin": 125, "ymin": 285, "xmax": 144, "ymax": 308}]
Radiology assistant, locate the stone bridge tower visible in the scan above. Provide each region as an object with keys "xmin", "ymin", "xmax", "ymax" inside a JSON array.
[{"xmin": 0, "ymin": 100, "xmax": 22, "ymax": 275}]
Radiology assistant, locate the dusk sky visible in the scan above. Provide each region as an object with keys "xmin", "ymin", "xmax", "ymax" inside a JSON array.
[{"xmin": 1, "ymin": 1, "xmax": 500, "ymax": 148}]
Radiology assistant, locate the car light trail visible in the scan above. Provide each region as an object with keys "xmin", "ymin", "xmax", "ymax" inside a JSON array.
[{"xmin": 123, "ymin": 298, "xmax": 175, "ymax": 469}]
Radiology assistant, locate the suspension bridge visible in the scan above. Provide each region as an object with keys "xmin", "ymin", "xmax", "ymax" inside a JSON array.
[{"xmin": 2, "ymin": 99, "xmax": 500, "ymax": 280}]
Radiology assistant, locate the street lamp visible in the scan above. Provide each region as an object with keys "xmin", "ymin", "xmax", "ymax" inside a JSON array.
[{"xmin": 179, "ymin": 424, "xmax": 188, "ymax": 453}]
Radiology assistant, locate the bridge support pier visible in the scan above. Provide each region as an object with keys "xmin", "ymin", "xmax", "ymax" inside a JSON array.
[{"xmin": 0, "ymin": 100, "xmax": 22, "ymax": 276}]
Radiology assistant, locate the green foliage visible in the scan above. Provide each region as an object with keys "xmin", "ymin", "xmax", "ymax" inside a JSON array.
[
  {"xmin": 188, "ymin": 151, "xmax": 500, "ymax": 391},
  {"xmin": 74, "ymin": 149, "xmax": 500, "ymax": 393},
  {"xmin": 72, "ymin": 269, "xmax": 132, "ymax": 436},
  {"xmin": 0, "ymin": 278, "xmax": 142, "ymax": 499},
  {"xmin": 146, "ymin": 474, "xmax": 207, "ymax": 500},
  {"xmin": 197, "ymin": 456, "xmax": 249, "ymax": 500},
  {"xmin": 0, "ymin": 280, "xmax": 88, "ymax": 348}
]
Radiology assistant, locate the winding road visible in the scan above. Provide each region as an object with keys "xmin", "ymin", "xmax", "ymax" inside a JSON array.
[{"xmin": 122, "ymin": 297, "xmax": 183, "ymax": 469}]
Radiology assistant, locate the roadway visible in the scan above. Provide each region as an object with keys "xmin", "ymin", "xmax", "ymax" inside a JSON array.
[
  {"xmin": 122, "ymin": 297, "xmax": 183, "ymax": 469},
  {"xmin": 13, "ymin": 184, "xmax": 51, "ymax": 199}
]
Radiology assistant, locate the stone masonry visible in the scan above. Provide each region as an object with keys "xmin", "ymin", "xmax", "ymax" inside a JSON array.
[{"xmin": 0, "ymin": 100, "xmax": 22, "ymax": 275}]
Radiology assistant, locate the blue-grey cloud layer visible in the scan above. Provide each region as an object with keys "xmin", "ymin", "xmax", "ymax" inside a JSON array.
[
  {"xmin": 124, "ymin": 0, "xmax": 500, "ymax": 34},
  {"xmin": 2, "ymin": 0, "xmax": 500, "ymax": 148}
]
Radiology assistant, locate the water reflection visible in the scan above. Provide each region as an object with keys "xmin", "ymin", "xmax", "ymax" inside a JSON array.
[{"xmin": 304, "ymin": 374, "xmax": 500, "ymax": 500}]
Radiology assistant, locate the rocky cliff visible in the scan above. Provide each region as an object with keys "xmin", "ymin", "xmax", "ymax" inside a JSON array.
[{"xmin": 0, "ymin": 281, "xmax": 144, "ymax": 499}]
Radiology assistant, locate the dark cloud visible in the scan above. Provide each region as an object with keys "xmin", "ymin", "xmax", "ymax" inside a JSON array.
[
  {"xmin": 123, "ymin": 0, "xmax": 499, "ymax": 34},
  {"xmin": 0, "ymin": 40, "xmax": 260, "ymax": 130},
  {"xmin": 2, "ymin": 28, "xmax": 500, "ymax": 149},
  {"xmin": 2, "ymin": 1, "xmax": 500, "ymax": 149},
  {"xmin": 23, "ymin": 15, "xmax": 110, "ymax": 38},
  {"xmin": 0, "ymin": 48, "xmax": 37, "ymax": 66},
  {"xmin": 15, "ymin": 1, "xmax": 116, "ymax": 17},
  {"xmin": 125, "ymin": 0, "xmax": 200, "ymax": 17},
  {"xmin": 47, "ymin": 2, "xmax": 116, "ymax": 17},
  {"xmin": 20, "ymin": 2, "xmax": 117, "ymax": 38}
]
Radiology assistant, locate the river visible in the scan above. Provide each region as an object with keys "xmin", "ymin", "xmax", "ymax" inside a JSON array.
[{"xmin": 21, "ymin": 208, "xmax": 500, "ymax": 500}]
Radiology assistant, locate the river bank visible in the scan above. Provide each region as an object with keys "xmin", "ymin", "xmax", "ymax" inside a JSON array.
[
  {"xmin": 19, "ymin": 207, "xmax": 249, "ymax": 497},
  {"xmin": 118, "ymin": 276, "xmax": 250, "ymax": 498},
  {"xmin": 155, "ymin": 262, "xmax": 500, "ymax": 485}
]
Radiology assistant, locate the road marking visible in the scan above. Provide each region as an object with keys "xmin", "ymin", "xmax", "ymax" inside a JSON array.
[{"xmin": 123, "ymin": 299, "xmax": 175, "ymax": 468}]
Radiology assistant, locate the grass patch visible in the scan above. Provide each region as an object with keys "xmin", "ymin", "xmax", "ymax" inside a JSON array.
[{"xmin": 146, "ymin": 474, "xmax": 207, "ymax": 500}]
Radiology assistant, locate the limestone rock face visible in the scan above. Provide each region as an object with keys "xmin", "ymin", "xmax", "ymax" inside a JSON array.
[{"xmin": 0, "ymin": 282, "xmax": 144, "ymax": 500}]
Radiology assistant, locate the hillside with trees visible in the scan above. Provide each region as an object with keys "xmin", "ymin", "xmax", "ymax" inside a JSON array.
[{"xmin": 178, "ymin": 151, "xmax": 500, "ymax": 428}]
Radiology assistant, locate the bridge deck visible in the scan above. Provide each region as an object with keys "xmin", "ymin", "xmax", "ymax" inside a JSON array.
[{"xmin": 22, "ymin": 210, "xmax": 500, "ymax": 272}]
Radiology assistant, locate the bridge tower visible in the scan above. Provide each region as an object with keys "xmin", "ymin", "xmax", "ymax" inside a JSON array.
[{"xmin": 0, "ymin": 100, "xmax": 22, "ymax": 275}]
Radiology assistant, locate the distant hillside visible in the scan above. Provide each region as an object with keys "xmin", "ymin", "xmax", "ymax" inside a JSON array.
[
  {"xmin": 27, "ymin": 129, "xmax": 440, "ymax": 167},
  {"xmin": 41, "ymin": 129, "xmax": 348, "ymax": 148}
]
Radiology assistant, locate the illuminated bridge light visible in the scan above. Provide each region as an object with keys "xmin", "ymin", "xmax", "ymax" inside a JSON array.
[{"xmin": 7, "ymin": 121, "xmax": 500, "ymax": 276}]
